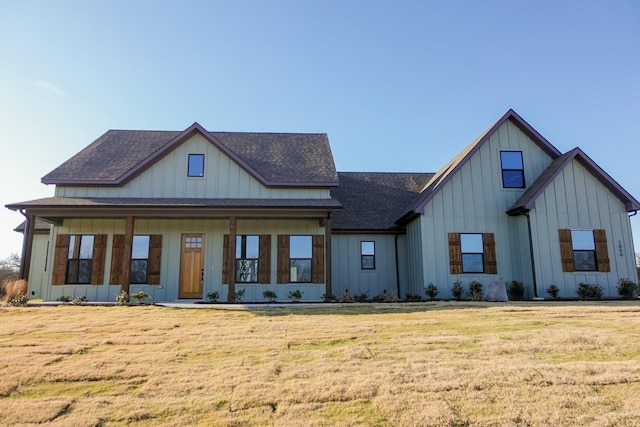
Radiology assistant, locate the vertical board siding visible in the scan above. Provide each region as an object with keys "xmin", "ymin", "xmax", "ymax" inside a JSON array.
[{"xmin": 55, "ymin": 134, "xmax": 332, "ymax": 200}]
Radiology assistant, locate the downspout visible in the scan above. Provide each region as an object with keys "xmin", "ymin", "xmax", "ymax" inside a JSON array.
[
  {"xmin": 524, "ymin": 213, "xmax": 538, "ymax": 298},
  {"xmin": 630, "ymin": 210, "xmax": 638, "ymax": 217},
  {"xmin": 394, "ymin": 233, "xmax": 400, "ymax": 297}
]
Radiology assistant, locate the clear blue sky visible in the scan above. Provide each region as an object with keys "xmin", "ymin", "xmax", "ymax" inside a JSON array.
[{"xmin": 1, "ymin": 0, "xmax": 639, "ymax": 260}]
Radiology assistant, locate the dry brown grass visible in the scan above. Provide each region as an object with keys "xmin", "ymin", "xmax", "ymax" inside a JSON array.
[
  {"xmin": 1, "ymin": 301, "xmax": 640, "ymax": 426},
  {"xmin": 0, "ymin": 279, "xmax": 27, "ymax": 305}
]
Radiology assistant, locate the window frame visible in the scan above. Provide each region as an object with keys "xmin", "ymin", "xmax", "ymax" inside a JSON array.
[
  {"xmin": 289, "ymin": 235, "xmax": 312, "ymax": 283},
  {"xmin": 235, "ymin": 235, "xmax": 260, "ymax": 283},
  {"xmin": 360, "ymin": 241, "xmax": 376, "ymax": 270},
  {"xmin": 500, "ymin": 151, "xmax": 525, "ymax": 188},
  {"xmin": 65, "ymin": 235, "xmax": 94, "ymax": 284},
  {"xmin": 571, "ymin": 230, "xmax": 597, "ymax": 272},
  {"xmin": 130, "ymin": 235, "xmax": 151, "ymax": 284},
  {"xmin": 187, "ymin": 153, "xmax": 205, "ymax": 177},
  {"xmin": 460, "ymin": 233, "xmax": 484, "ymax": 273}
]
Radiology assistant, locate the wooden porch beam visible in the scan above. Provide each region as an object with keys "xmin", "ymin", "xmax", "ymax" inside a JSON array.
[{"xmin": 120, "ymin": 216, "xmax": 135, "ymax": 294}]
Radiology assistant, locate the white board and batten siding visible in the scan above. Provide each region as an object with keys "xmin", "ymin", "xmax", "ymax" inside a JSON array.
[
  {"xmin": 410, "ymin": 120, "xmax": 555, "ymax": 298},
  {"xmin": 331, "ymin": 234, "xmax": 401, "ymax": 299},
  {"xmin": 42, "ymin": 218, "xmax": 326, "ymax": 302},
  {"xmin": 55, "ymin": 134, "xmax": 331, "ymax": 200},
  {"xmin": 528, "ymin": 159, "xmax": 637, "ymax": 298}
]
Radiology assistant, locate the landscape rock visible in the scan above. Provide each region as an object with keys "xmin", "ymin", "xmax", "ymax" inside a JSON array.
[{"xmin": 485, "ymin": 280, "xmax": 509, "ymax": 302}]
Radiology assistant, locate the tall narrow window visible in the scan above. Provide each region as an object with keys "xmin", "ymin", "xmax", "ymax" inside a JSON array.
[
  {"xmin": 289, "ymin": 236, "xmax": 312, "ymax": 283},
  {"xmin": 361, "ymin": 241, "xmax": 375, "ymax": 270},
  {"xmin": 187, "ymin": 153, "xmax": 205, "ymax": 177},
  {"xmin": 236, "ymin": 235, "xmax": 259, "ymax": 283},
  {"xmin": 500, "ymin": 151, "xmax": 525, "ymax": 188},
  {"xmin": 130, "ymin": 235, "xmax": 150, "ymax": 284},
  {"xmin": 571, "ymin": 230, "xmax": 597, "ymax": 271},
  {"xmin": 66, "ymin": 235, "xmax": 94, "ymax": 284},
  {"xmin": 461, "ymin": 233, "xmax": 484, "ymax": 273}
]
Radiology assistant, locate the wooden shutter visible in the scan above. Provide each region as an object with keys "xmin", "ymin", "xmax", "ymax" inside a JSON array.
[
  {"xmin": 558, "ymin": 229, "xmax": 575, "ymax": 272},
  {"xmin": 594, "ymin": 229, "xmax": 610, "ymax": 272},
  {"xmin": 110, "ymin": 235, "xmax": 125, "ymax": 285},
  {"xmin": 52, "ymin": 234, "xmax": 70, "ymax": 285},
  {"xmin": 222, "ymin": 234, "xmax": 229, "ymax": 284},
  {"xmin": 91, "ymin": 235, "xmax": 107, "ymax": 285},
  {"xmin": 312, "ymin": 235, "xmax": 325, "ymax": 284},
  {"xmin": 259, "ymin": 235, "xmax": 271, "ymax": 284},
  {"xmin": 483, "ymin": 233, "xmax": 497, "ymax": 274},
  {"xmin": 147, "ymin": 235, "xmax": 163, "ymax": 284},
  {"xmin": 277, "ymin": 235, "xmax": 289, "ymax": 284},
  {"xmin": 448, "ymin": 233, "xmax": 462, "ymax": 274}
]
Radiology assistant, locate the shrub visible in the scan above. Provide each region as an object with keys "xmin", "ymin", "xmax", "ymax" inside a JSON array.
[
  {"xmin": 9, "ymin": 294, "xmax": 29, "ymax": 307},
  {"xmin": 1, "ymin": 279, "xmax": 27, "ymax": 305},
  {"xmin": 57, "ymin": 295, "xmax": 72, "ymax": 304},
  {"xmin": 405, "ymin": 293, "xmax": 422, "ymax": 302},
  {"xmin": 321, "ymin": 292, "xmax": 337, "ymax": 302},
  {"xmin": 71, "ymin": 296, "xmax": 87, "ymax": 305},
  {"xmin": 206, "ymin": 291, "xmax": 220, "ymax": 302},
  {"xmin": 263, "ymin": 290, "xmax": 277, "ymax": 302},
  {"xmin": 372, "ymin": 290, "xmax": 398, "ymax": 302},
  {"xmin": 288, "ymin": 289, "xmax": 303, "ymax": 301},
  {"xmin": 576, "ymin": 283, "xmax": 603, "ymax": 300},
  {"xmin": 340, "ymin": 289, "xmax": 353, "ymax": 303},
  {"xmin": 468, "ymin": 281, "xmax": 484, "ymax": 301},
  {"xmin": 546, "ymin": 284, "xmax": 559, "ymax": 299},
  {"xmin": 130, "ymin": 291, "xmax": 151, "ymax": 304},
  {"xmin": 425, "ymin": 283, "xmax": 439, "ymax": 300},
  {"xmin": 451, "ymin": 281, "xmax": 464, "ymax": 300},
  {"xmin": 115, "ymin": 290, "xmax": 129, "ymax": 305},
  {"xmin": 616, "ymin": 278, "xmax": 638, "ymax": 299},
  {"xmin": 507, "ymin": 280, "xmax": 526, "ymax": 300},
  {"xmin": 229, "ymin": 289, "xmax": 246, "ymax": 302},
  {"xmin": 353, "ymin": 291, "xmax": 369, "ymax": 302}
]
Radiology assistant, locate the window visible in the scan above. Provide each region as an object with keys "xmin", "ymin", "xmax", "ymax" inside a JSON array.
[
  {"xmin": 130, "ymin": 235, "xmax": 150, "ymax": 284},
  {"xmin": 571, "ymin": 230, "xmax": 597, "ymax": 271},
  {"xmin": 187, "ymin": 154, "xmax": 205, "ymax": 177},
  {"xmin": 500, "ymin": 151, "xmax": 525, "ymax": 188},
  {"xmin": 289, "ymin": 235, "xmax": 312, "ymax": 283},
  {"xmin": 461, "ymin": 234, "xmax": 484, "ymax": 273},
  {"xmin": 558, "ymin": 229, "xmax": 610, "ymax": 273},
  {"xmin": 66, "ymin": 235, "xmax": 94, "ymax": 284},
  {"xmin": 236, "ymin": 235, "xmax": 259, "ymax": 283},
  {"xmin": 361, "ymin": 241, "xmax": 375, "ymax": 269}
]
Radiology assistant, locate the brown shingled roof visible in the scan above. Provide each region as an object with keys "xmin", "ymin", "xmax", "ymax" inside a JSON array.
[
  {"xmin": 331, "ymin": 172, "xmax": 434, "ymax": 231},
  {"xmin": 42, "ymin": 123, "xmax": 339, "ymax": 187}
]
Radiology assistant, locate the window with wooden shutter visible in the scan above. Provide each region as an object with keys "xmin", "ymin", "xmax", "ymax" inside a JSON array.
[
  {"xmin": 483, "ymin": 233, "xmax": 497, "ymax": 274},
  {"xmin": 111, "ymin": 234, "xmax": 162, "ymax": 285},
  {"xmin": 594, "ymin": 229, "xmax": 610, "ymax": 272},
  {"xmin": 259, "ymin": 235, "xmax": 271, "ymax": 284},
  {"xmin": 53, "ymin": 234, "xmax": 106, "ymax": 285},
  {"xmin": 277, "ymin": 235, "xmax": 289, "ymax": 284},
  {"xmin": 312, "ymin": 235, "xmax": 325, "ymax": 283},
  {"xmin": 448, "ymin": 233, "xmax": 462, "ymax": 274},
  {"xmin": 558, "ymin": 229, "xmax": 575, "ymax": 272}
]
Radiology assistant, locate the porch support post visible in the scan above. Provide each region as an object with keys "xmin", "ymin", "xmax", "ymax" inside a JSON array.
[
  {"xmin": 19, "ymin": 211, "xmax": 35, "ymax": 281},
  {"xmin": 227, "ymin": 216, "xmax": 237, "ymax": 302},
  {"xmin": 121, "ymin": 216, "xmax": 135, "ymax": 294},
  {"xmin": 325, "ymin": 214, "xmax": 332, "ymax": 295}
]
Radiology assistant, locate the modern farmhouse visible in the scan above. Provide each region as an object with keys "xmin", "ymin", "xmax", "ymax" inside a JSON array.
[{"xmin": 7, "ymin": 110, "xmax": 639, "ymax": 302}]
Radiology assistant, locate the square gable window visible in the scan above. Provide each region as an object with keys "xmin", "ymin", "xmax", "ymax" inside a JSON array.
[
  {"xmin": 500, "ymin": 151, "xmax": 525, "ymax": 188},
  {"xmin": 188, "ymin": 154, "xmax": 205, "ymax": 177}
]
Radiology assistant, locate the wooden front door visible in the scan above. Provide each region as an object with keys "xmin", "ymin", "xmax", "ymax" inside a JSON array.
[{"xmin": 179, "ymin": 234, "xmax": 205, "ymax": 299}]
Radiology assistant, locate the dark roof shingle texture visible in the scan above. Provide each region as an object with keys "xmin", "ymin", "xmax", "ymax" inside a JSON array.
[
  {"xmin": 42, "ymin": 128, "xmax": 338, "ymax": 186},
  {"xmin": 331, "ymin": 172, "xmax": 434, "ymax": 230}
]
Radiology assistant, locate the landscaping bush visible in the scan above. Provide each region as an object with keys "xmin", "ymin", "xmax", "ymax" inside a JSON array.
[
  {"xmin": 576, "ymin": 283, "xmax": 603, "ymax": 300},
  {"xmin": 288, "ymin": 289, "xmax": 303, "ymax": 302},
  {"xmin": 468, "ymin": 281, "xmax": 484, "ymax": 301},
  {"xmin": 451, "ymin": 281, "xmax": 464, "ymax": 300},
  {"xmin": 424, "ymin": 283, "xmax": 439, "ymax": 300},
  {"xmin": 321, "ymin": 292, "xmax": 337, "ymax": 302},
  {"xmin": 405, "ymin": 293, "xmax": 422, "ymax": 302},
  {"xmin": 508, "ymin": 280, "xmax": 526, "ymax": 300},
  {"xmin": 616, "ymin": 278, "xmax": 638, "ymax": 299},
  {"xmin": 263, "ymin": 290, "xmax": 277, "ymax": 302},
  {"xmin": 546, "ymin": 284, "xmax": 559, "ymax": 299},
  {"xmin": 206, "ymin": 291, "xmax": 220, "ymax": 302},
  {"xmin": 1, "ymin": 279, "xmax": 27, "ymax": 305}
]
